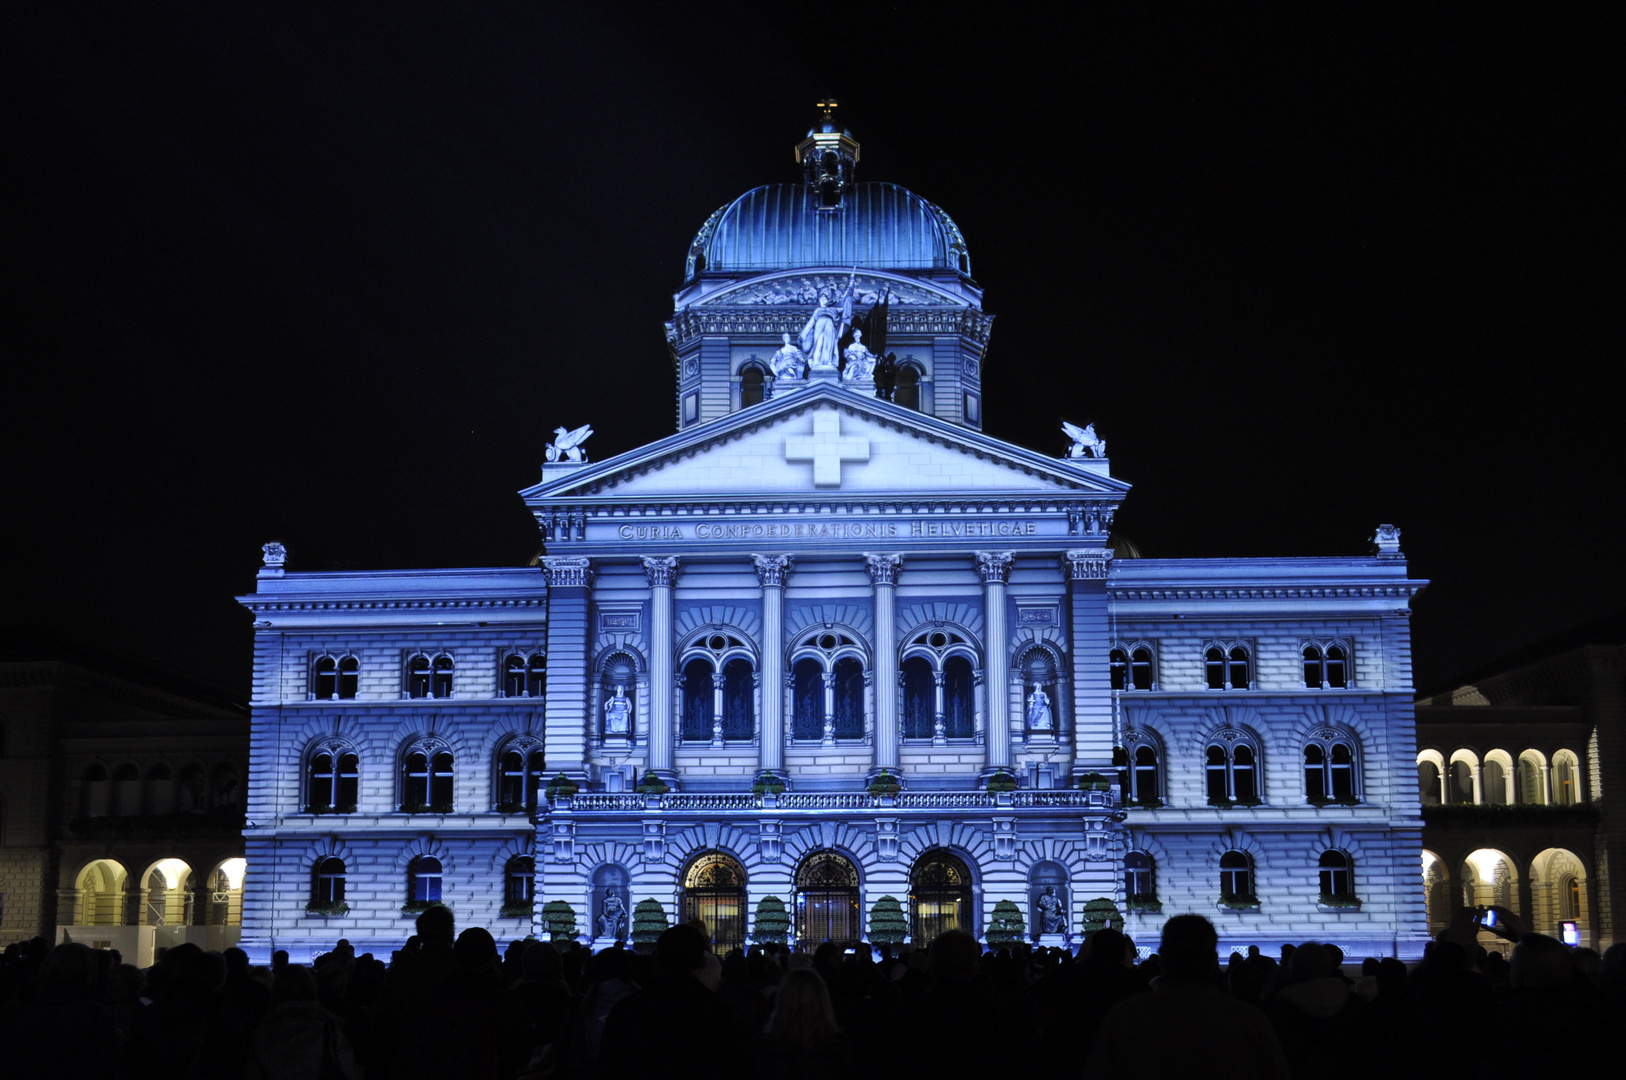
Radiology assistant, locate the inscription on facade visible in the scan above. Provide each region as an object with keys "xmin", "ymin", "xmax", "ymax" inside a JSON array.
[{"xmin": 614, "ymin": 518, "xmax": 1047, "ymax": 541}]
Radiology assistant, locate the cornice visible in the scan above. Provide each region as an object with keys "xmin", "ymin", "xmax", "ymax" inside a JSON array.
[
  {"xmin": 239, "ymin": 597, "xmax": 548, "ymax": 615},
  {"xmin": 1108, "ymin": 585, "xmax": 1425, "ymax": 602},
  {"xmin": 666, "ymin": 307, "xmax": 994, "ymax": 348},
  {"xmin": 0, "ymin": 662, "xmax": 246, "ymax": 718}
]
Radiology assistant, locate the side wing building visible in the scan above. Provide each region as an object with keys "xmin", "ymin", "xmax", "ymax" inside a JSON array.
[{"xmin": 238, "ymin": 110, "xmax": 1430, "ymax": 960}]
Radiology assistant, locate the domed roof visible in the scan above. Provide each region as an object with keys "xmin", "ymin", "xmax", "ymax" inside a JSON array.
[{"xmin": 688, "ymin": 182, "xmax": 970, "ymax": 279}]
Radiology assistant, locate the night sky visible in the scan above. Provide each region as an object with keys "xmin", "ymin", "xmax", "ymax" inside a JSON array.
[{"xmin": 5, "ymin": 5, "xmax": 1620, "ymax": 698}]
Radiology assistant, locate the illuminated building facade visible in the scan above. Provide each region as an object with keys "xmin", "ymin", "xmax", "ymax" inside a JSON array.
[{"xmin": 237, "ymin": 110, "xmax": 1431, "ymax": 960}]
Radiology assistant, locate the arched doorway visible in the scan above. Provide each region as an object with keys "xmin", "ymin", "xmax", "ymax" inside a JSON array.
[
  {"xmin": 75, "ymin": 859, "xmax": 129, "ymax": 926},
  {"xmin": 795, "ymin": 851, "xmax": 860, "ymax": 945},
  {"xmin": 143, "ymin": 858, "xmax": 193, "ymax": 926},
  {"xmin": 910, "ymin": 850, "xmax": 973, "ymax": 943},
  {"xmin": 681, "ymin": 852, "xmax": 747, "ymax": 952}
]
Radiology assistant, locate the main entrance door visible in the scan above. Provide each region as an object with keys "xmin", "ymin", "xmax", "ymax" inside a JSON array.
[
  {"xmin": 795, "ymin": 851, "xmax": 861, "ymax": 945},
  {"xmin": 681, "ymin": 852, "xmax": 747, "ymax": 952}
]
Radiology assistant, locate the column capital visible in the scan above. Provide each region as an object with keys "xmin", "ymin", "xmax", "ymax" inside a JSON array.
[
  {"xmin": 1063, "ymin": 548, "xmax": 1113, "ymax": 581},
  {"xmin": 751, "ymin": 554, "xmax": 793, "ymax": 588},
  {"xmin": 641, "ymin": 555, "xmax": 680, "ymax": 588},
  {"xmin": 863, "ymin": 553, "xmax": 904, "ymax": 586},
  {"xmin": 974, "ymin": 551, "xmax": 1015, "ymax": 584},
  {"xmin": 541, "ymin": 556, "xmax": 593, "ymax": 588}
]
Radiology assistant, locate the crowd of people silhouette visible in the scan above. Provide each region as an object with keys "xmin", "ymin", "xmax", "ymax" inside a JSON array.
[{"xmin": 1, "ymin": 903, "xmax": 1620, "ymax": 1079}]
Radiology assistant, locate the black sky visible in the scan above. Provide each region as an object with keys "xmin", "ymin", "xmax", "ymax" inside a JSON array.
[{"xmin": 5, "ymin": 3, "xmax": 1621, "ymax": 697}]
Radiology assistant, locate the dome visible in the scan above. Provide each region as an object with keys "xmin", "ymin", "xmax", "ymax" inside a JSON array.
[{"xmin": 687, "ymin": 182, "xmax": 970, "ymax": 279}]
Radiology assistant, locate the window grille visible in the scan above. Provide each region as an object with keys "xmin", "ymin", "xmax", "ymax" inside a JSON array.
[
  {"xmin": 681, "ymin": 853, "xmax": 747, "ymax": 952},
  {"xmin": 910, "ymin": 850, "xmax": 973, "ymax": 943},
  {"xmin": 795, "ymin": 852, "xmax": 861, "ymax": 944}
]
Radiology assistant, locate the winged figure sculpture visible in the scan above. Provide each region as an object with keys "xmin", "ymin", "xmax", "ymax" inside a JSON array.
[
  {"xmin": 1062, "ymin": 421, "xmax": 1106, "ymax": 459},
  {"xmin": 547, "ymin": 424, "xmax": 594, "ymax": 463}
]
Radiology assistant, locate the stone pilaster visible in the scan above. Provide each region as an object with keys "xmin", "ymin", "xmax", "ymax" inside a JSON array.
[
  {"xmin": 865, "ymin": 554, "xmax": 903, "ymax": 774},
  {"xmin": 542, "ymin": 557, "xmax": 593, "ymax": 780},
  {"xmin": 753, "ymin": 555, "xmax": 791, "ymax": 774},
  {"xmin": 642, "ymin": 556, "xmax": 679, "ymax": 778},
  {"xmin": 1065, "ymin": 548, "xmax": 1115, "ymax": 771},
  {"xmin": 976, "ymin": 552, "xmax": 1015, "ymax": 773}
]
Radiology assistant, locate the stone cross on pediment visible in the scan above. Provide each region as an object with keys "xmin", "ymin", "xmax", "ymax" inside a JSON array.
[{"xmin": 784, "ymin": 409, "xmax": 870, "ymax": 487}]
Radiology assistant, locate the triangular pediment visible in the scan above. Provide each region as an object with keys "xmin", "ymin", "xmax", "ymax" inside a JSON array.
[{"xmin": 521, "ymin": 384, "xmax": 1127, "ymax": 505}]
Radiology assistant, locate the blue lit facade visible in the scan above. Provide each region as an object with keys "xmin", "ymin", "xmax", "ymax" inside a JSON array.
[{"xmin": 238, "ymin": 115, "xmax": 1430, "ymax": 961}]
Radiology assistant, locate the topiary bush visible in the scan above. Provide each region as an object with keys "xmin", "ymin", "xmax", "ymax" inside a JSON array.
[
  {"xmin": 986, "ymin": 771, "xmax": 1018, "ymax": 793},
  {"xmin": 1081, "ymin": 897, "xmax": 1121, "ymax": 933},
  {"xmin": 752, "ymin": 895, "xmax": 790, "ymax": 943},
  {"xmin": 636, "ymin": 771, "xmax": 670, "ymax": 795},
  {"xmin": 869, "ymin": 895, "xmax": 908, "ymax": 945},
  {"xmin": 866, "ymin": 770, "xmax": 901, "ymax": 796},
  {"xmin": 631, "ymin": 898, "xmax": 668, "ymax": 949},
  {"xmin": 986, "ymin": 899, "xmax": 1025, "ymax": 946},
  {"xmin": 545, "ymin": 774, "xmax": 579, "ymax": 800},
  {"xmin": 541, "ymin": 900, "xmax": 578, "ymax": 943}
]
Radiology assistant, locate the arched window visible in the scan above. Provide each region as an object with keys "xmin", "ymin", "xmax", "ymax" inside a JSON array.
[
  {"xmin": 497, "ymin": 739, "xmax": 545, "ymax": 812},
  {"xmin": 1303, "ymin": 731, "xmax": 1359, "ymax": 804},
  {"xmin": 681, "ymin": 852, "xmax": 747, "ymax": 952},
  {"xmin": 1418, "ymin": 758, "xmax": 1442, "ymax": 805},
  {"xmin": 679, "ymin": 633, "xmax": 754, "ymax": 743},
  {"xmin": 307, "ymin": 746, "xmax": 359, "ymax": 812},
  {"xmin": 910, "ymin": 850, "xmax": 973, "ymax": 942},
  {"xmin": 1205, "ymin": 733, "xmax": 1261, "ymax": 804},
  {"xmin": 1302, "ymin": 643, "xmax": 1350, "ymax": 689},
  {"xmin": 313, "ymin": 858, "xmax": 345, "ymax": 906},
  {"xmin": 1205, "ymin": 643, "xmax": 1252, "ymax": 690},
  {"xmin": 505, "ymin": 856, "xmax": 535, "ymax": 907},
  {"xmin": 739, "ymin": 363, "xmax": 767, "ymax": 409},
  {"xmin": 408, "ymin": 856, "xmax": 442, "ymax": 905},
  {"xmin": 503, "ymin": 653, "xmax": 547, "ymax": 698},
  {"xmin": 722, "ymin": 658, "xmax": 755, "ymax": 741},
  {"xmin": 1110, "ymin": 642, "xmax": 1156, "ymax": 691},
  {"xmin": 895, "ymin": 364, "xmax": 922, "ymax": 411},
  {"xmin": 795, "ymin": 851, "xmax": 861, "ymax": 944},
  {"xmin": 1552, "ymin": 752, "xmax": 1581, "ymax": 805},
  {"xmin": 402, "ymin": 742, "xmax": 454, "ymax": 812},
  {"xmin": 1125, "ymin": 851, "xmax": 1156, "ymax": 902},
  {"xmin": 1220, "ymin": 851, "xmax": 1255, "ymax": 903},
  {"xmin": 177, "ymin": 763, "xmax": 206, "ymax": 813},
  {"xmin": 312, "ymin": 655, "xmax": 360, "ymax": 700},
  {"xmin": 793, "ymin": 658, "xmax": 825, "ymax": 741},
  {"xmin": 1483, "ymin": 758, "xmax": 1508, "ymax": 804},
  {"xmin": 1128, "ymin": 742, "xmax": 1162, "ymax": 806},
  {"xmin": 902, "ymin": 627, "xmax": 979, "ymax": 741},
  {"xmin": 681, "ymin": 659, "xmax": 714, "ymax": 741},
  {"xmin": 902, "ymin": 656, "xmax": 935, "ymax": 739},
  {"xmin": 145, "ymin": 764, "xmax": 174, "ymax": 815},
  {"xmin": 210, "ymin": 763, "xmax": 240, "ymax": 808},
  {"xmin": 1319, "ymin": 850, "xmax": 1355, "ymax": 901},
  {"xmin": 791, "ymin": 629, "xmax": 867, "ymax": 742},
  {"xmin": 407, "ymin": 653, "xmax": 454, "ymax": 699},
  {"xmin": 1518, "ymin": 752, "xmax": 1546, "ymax": 805}
]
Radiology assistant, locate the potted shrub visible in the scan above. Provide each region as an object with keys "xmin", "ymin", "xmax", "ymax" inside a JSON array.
[
  {"xmin": 1078, "ymin": 771, "xmax": 1112, "ymax": 792},
  {"xmin": 545, "ymin": 774, "xmax": 579, "ymax": 801},
  {"xmin": 542, "ymin": 900, "xmax": 578, "ymax": 943},
  {"xmin": 752, "ymin": 895, "xmax": 790, "ymax": 943},
  {"xmin": 1123, "ymin": 893, "xmax": 1162, "ymax": 913},
  {"xmin": 866, "ymin": 770, "xmax": 901, "ymax": 797},
  {"xmin": 868, "ymin": 895, "xmax": 908, "ymax": 945},
  {"xmin": 631, "ymin": 898, "xmax": 668, "ymax": 951},
  {"xmin": 986, "ymin": 899, "xmax": 1025, "ymax": 946},
  {"xmin": 1128, "ymin": 796, "xmax": 1165, "ymax": 810},
  {"xmin": 402, "ymin": 899, "xmax": 446, "ymax": 916},
  {"xmin": 500, "ymin": 899, "xmax": 534, "ymax": 918},
  {"xmin": 1081, "ymin": 897, "xmax": 1122, "ymax": 933},
  {"xmin": 986, "ymin": 771, "xmax": 1018, "ymax": 793},
  {"xmin": 1318, "ymin": 893, "xmax": 1362, "ymax": 909},
  {"xmin": 1219, "ymin": 892, "xmax": 1260, "ymax": 910},
  {"xmin": 636, "ymin": 772, "xmax": 669, "ymax": 796},
  {"xmin": 751, "ymin": 773, "xmax": 787, "ymax": 797}
]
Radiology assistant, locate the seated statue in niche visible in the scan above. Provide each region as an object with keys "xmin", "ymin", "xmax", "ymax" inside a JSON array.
[
  {"xmin": 604, "ymin": 684, "xmax": 632, "ymax": 736},
  {"xmin": 771, "ymin": 332, "xmax": 807, "ymax": 380},
  {"xmin": 841, "ymin": 329, "xmax": 877, "ymax": 382},
  {"xmin": 1026, "ymin": 683, "xmax": 1053, "ymax": 732},
  {"xmin": 1036, "ymin": 886, "xmax": 1066, "ymax": 934},
  {"xmin": 598, "ymin": 890, "xmax": 628, "ymax": 939}
]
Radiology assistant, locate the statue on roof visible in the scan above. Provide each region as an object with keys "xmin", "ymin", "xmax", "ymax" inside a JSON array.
[
  {"xmin": 770, "ymin": 333, "xmax": 807, "ymax": 380},
  {"xmin": 1062, "ymin": 421, "xmax": 1106, "ymax": 459},
  {"xmin": 874, "ymin": 351, "xmax": 898, "ymax": 400},
  {"xmin": 547, "ymin": 424, "xmax": 594, "ymax": 464},
  {"xmin": 799, "ymin": 274, "xmax": 856, "ymax": 373},
  {"xmin": 841, "ymin": 329, "xmax": 877, "ymax": 382}
]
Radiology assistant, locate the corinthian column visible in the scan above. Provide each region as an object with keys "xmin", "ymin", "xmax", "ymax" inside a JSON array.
[
  {"xmin": 752, "ymin": 555, "xmax": 791, "ymax": 774},
  {"xmin": 642, "ymin": 556, "xmax": 679, "ymax": 778},
  {"xmin": 976, "ymin": 551, "xmax": 1015, "ymax": 773},
  {"xmin": 864, "ymin": 554, "xmax": 903, "ymax": 774}
]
